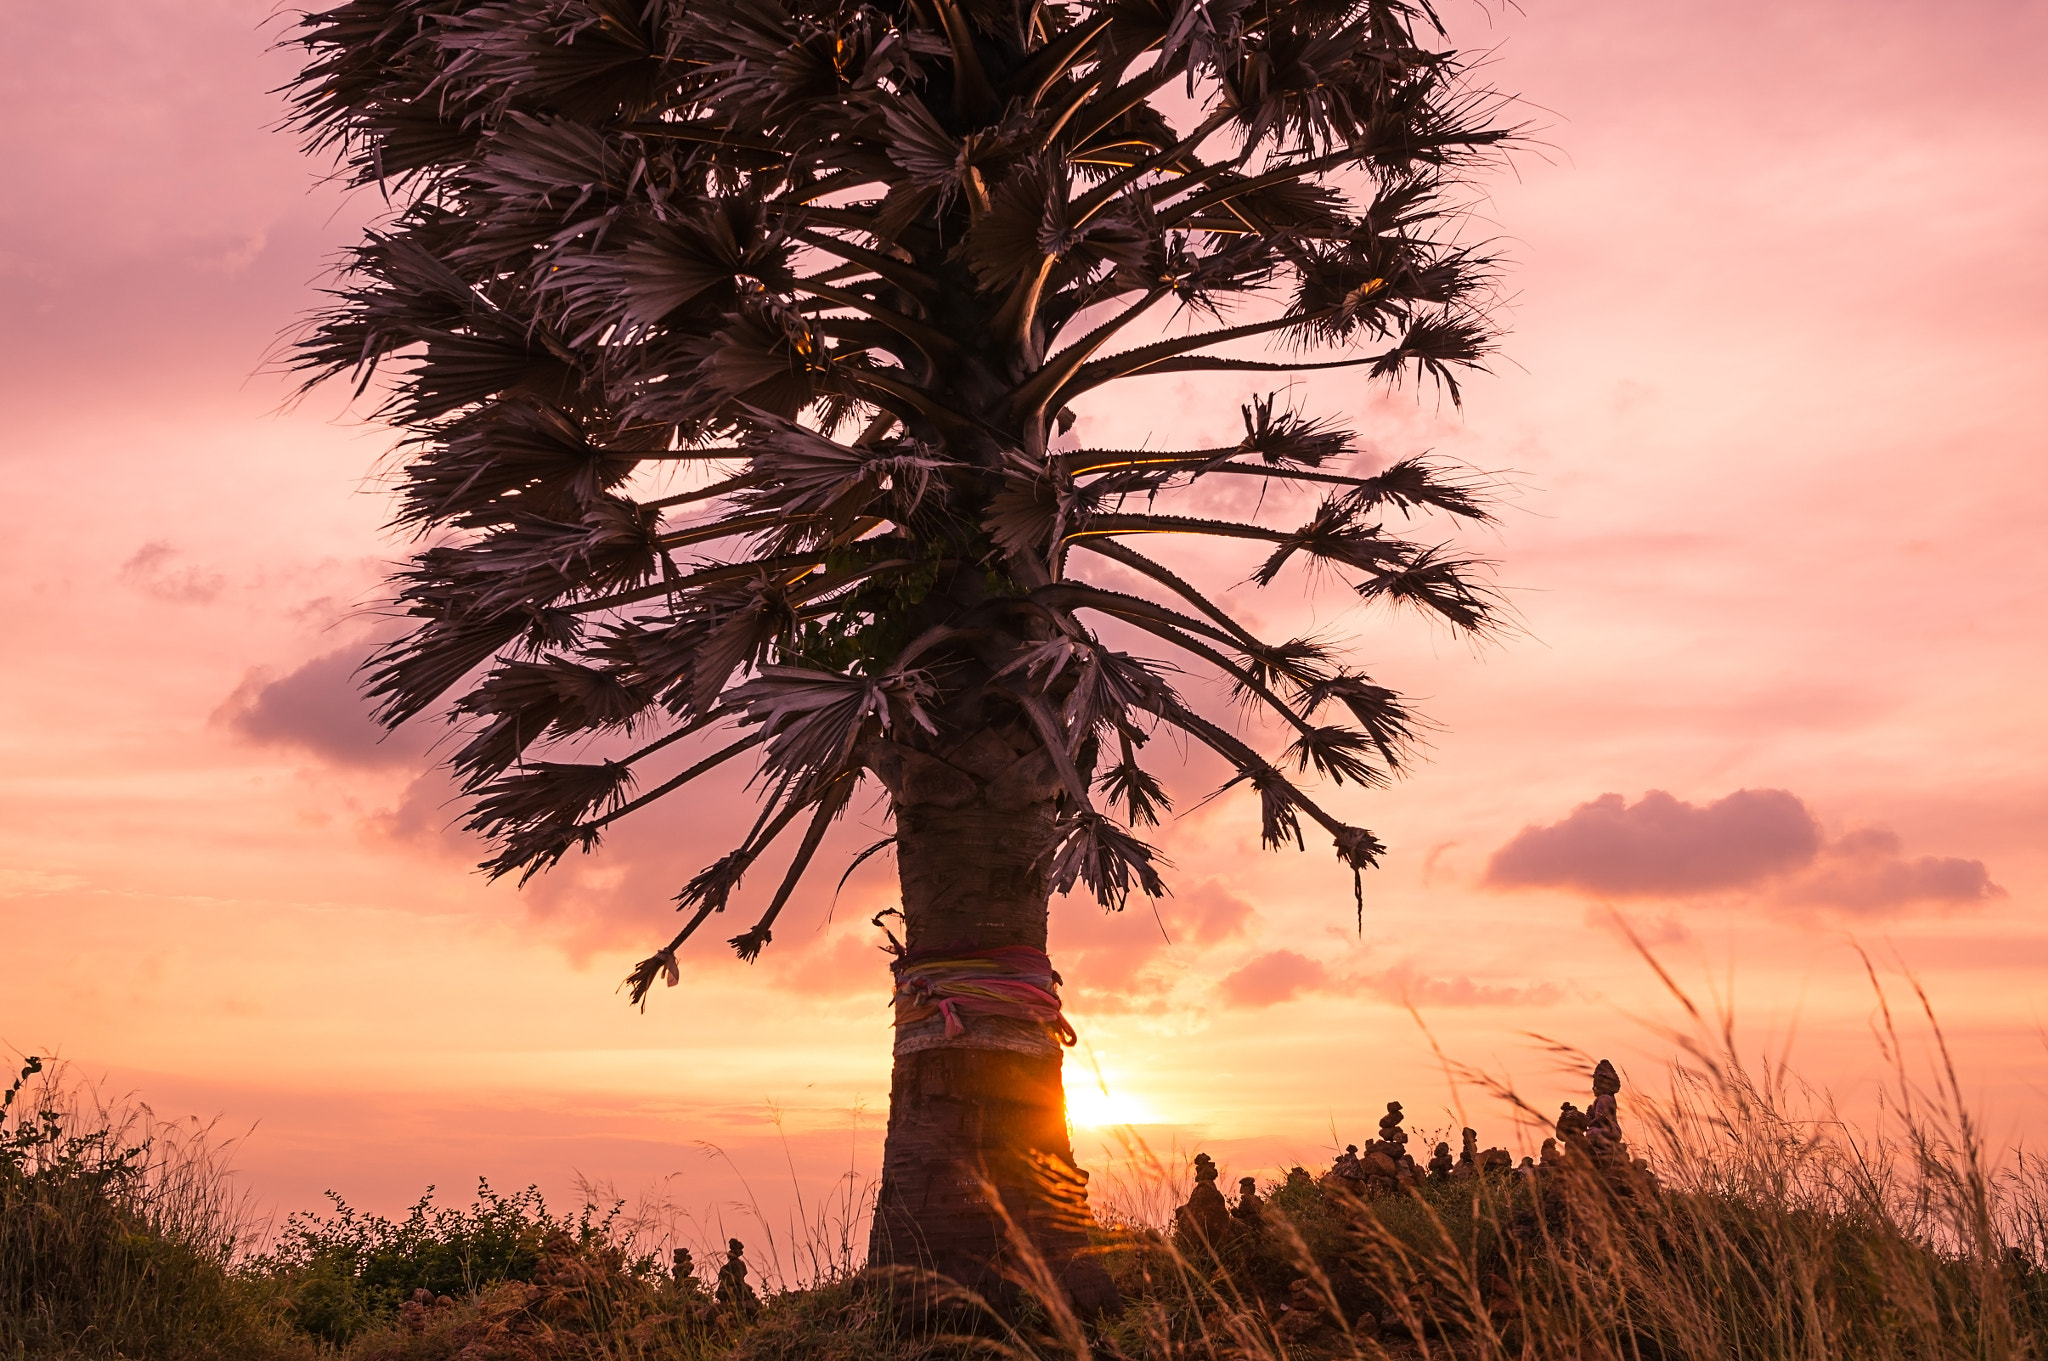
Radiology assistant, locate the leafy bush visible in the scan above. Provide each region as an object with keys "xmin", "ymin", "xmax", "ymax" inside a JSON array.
[{"xmin": 255, "ymin": 1181, "xmax": 655, "ymax": 1347}]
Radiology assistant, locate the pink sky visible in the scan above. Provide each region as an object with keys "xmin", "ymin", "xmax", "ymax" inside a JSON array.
[{"xmin": 3, "ymin": 0, "xmax": 2045, "ymax": 1272}]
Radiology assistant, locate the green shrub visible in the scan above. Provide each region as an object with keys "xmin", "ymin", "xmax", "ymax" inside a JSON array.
[
  {"xmin": 0, "ymin": 1057, "xmax": 308, "ymax": 1361},
  {"xmin": 254, "ymin": 1181, "xmax": 655, "ymax": 1347}
]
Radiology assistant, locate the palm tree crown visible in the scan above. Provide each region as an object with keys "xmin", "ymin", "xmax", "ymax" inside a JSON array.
[{"xmin": 285, "ymin": 0, "xmax": 1516, "ymax": 1002}]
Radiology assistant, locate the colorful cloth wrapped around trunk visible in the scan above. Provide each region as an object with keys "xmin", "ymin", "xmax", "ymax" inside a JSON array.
[{"xmin": 889, "ymin": 945, "xmax": 1078, "ymax": 1046}]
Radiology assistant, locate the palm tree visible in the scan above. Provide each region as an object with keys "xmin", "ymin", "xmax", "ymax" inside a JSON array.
[{"xmin": 285, "ymin": 0, "xmax": 1514, "ymax": 1311}]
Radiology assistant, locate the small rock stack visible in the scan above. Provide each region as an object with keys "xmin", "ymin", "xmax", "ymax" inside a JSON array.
[
  {"xmin": 1559, "ymin": 1057, "xmax": 1654, "ymax": 1186},
  {"xmin": 1427, "ymin": 1141, "xmax": 1454, "ymax": 1182},
  {"xmin": 1169, "ymin": 1058, "xmax": 1646, "ymax": 1233},
  {"xmin": 1586, "ymin": 1059, "xmax": 1623, "ymax": 1159},
  {"xmin": 1173, "ymin": 1152, "xmax": 1234, "ymax": 1248},
  {"xmin": 1375, "ymin": 1102, "xmax": 1410, "ymax": 1159},
  {"xmin": 715, "ymin": 1239, "xmax": 759, "ymax": 1315},
  {"xmin": 1319, "ymin": 1102, "xmax": 1427, "ymax": 1198},
  {"xmin": 1232, "ymin": 1176, "xmax": 1263, "ymax": 1226}
]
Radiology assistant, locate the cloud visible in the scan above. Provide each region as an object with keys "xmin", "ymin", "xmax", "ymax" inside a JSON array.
[
  {"xmin": 1490, "ymin": 789, "xmax": 2002, "ymax": 915},
  {"xmin": 1486, "ymin": 789, "xmax": 1820, "ymax": 896},
  {"xmin": 1172, "ymin": 880, "xmax": 1259, "ymax": 946},
  {"xmin": 769, "ymin": 928, "xmax": 897, "ymax": 1000},
  {"xmin": 0, "ymin": 869, "xmax": 90, "ymax": 897},
  {"xmin": 1351, "ymin": 963, "xmax": 1564, "ymax": 1009},
  {"xmin": 1052, "ymin": 877, "xmax": 1258, "ymax": 1008},
  {"xmin": 1217, "ymin": 950, "xmax": 1330, "ymax": 1008},
  {"xmin": 1215, "ymin": 950, "xmax": 1562, "ymax": 1011},
  {"xmin": 358, "ymin": 768, "xmax": 470, "ymax": 851},
  {"xmin": 121, "ymin": 541, "xmax": 224, "ymax": 604},
  {"xmin": 1780, "ymin": 828, "xmax": 2005, "ymax": 916},
  {"xmin": 216, "ymin": 646, "xmax": 426, "ymax": 768}
]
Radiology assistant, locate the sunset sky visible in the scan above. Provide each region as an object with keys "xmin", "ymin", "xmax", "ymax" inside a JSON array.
[{"xmin": 3, "ymin": 0, "xmax": 2045, "ymax": 1275}]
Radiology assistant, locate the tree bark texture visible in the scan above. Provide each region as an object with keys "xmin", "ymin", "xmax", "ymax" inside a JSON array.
[{"xmin": 864, "ymin": 726, "xmax": 1120, "ymax": 1315}]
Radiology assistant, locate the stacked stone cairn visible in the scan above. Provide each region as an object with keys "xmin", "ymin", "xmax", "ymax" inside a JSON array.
[
  {"xmin": 1319, "ymin": 1102, "xmax": 1427, "ymax": 1199},
  {"xmin": 1171, "ymin": 1059, "xmax": 1644, "ymax": 1230},
  {"xmin": 1586, "ymin": 1059, "xmax": 1623, "ymax": 1159},
  {"xmin": 1172, "ymin": 1152, "xmax": 1234, "ymax": 1251},
  {"xmin": 1554, "ymin": 1101, "xmax": 1588, "ymax": 1148},
  {"xmin": 714, "ymin": 1238, "xmax": 759, "ymax": 1316},
  {"xmin": 1570, "ymin": 1058, "xmax": 1655, "ymax": 1186},
  {"xmin": 1232, "ymin": 1176, "xmax": 1263, "ymax": 1226},
  {"xmin": 1164, "ymin": 1062, "xmax": 1646, "ymax": 1342}
]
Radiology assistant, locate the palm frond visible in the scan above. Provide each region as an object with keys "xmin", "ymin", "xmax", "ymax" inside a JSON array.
[{"xmin": 283, "ymin": 0, "xmax": 1519, "ymax": 975}]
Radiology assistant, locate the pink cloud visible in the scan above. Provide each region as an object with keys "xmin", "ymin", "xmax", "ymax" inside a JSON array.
[
  {"xmin": 1215, "ymin": 952, "xmax": 1563, "ymax": 1011},
  {"xmin": 216, "ymin": 646, "xmax": 426, "ymax": 768},
  {"xmin": 1486, "ymin": 789, "xmax": 1820, "ymax": 896},
  {"xmin": 1051, "ymin": 877, "xmax": 1257, "ymax": 1002},
  {"xmin": 769, "ymin": 928, "xmax": 896, "ymax": 1000},
  {"xmin": 1176, "ymin": 880, "xmax": 1259, "ymax": 946},
  {"xmin": 1218, "ymin": 950, "xmax": 1330, "ymax": 1008},
  {"xmin": 1779, "ymin": 828, "xmax": 2005, "ymax": 916},
  {"xmin": 357, "ymin": 769, "xmax": 471, "ymax": 853},
  {"xmin": 1350, "ymin": 963, "xmax": 1563, "ymax": 1010},
  {"xmin": 121, "ymin": 541, "xmax": 225, "ymax": 605},
  {"xmin": 1489, "ymin": 790, "xmax": 2002, "ymax": 915}
]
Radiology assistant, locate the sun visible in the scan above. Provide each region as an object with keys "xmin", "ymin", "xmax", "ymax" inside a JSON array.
[{"xmin": 1065, "ymin": 1080, "xmax": 1159, "ymax": 1129}]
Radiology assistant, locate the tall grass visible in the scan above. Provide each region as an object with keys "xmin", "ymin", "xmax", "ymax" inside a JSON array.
[
  {"xmin": 1063, "ymin": 960, "xmax": 2048, "ymax": 1361},
  {"xmin": 6, "ymin": 963, "xmax": 2045, "ymax": 1359},
  {"xmin": 680, "ymin": 1105, "xmax": 878, "ymax": 1297},
  {"xmin": 0, "ymin": 1055, "xmax": 307, "ymax": 1360}
]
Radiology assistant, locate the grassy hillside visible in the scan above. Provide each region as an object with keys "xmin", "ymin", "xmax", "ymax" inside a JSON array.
[{"xmin": 6, "ymin": 1015, "xmax": 2045, "ymax": 1361}]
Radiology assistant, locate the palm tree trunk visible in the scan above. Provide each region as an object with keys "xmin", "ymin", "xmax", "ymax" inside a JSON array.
[{"xmin": 865, "ymin": 732, "xmax": 1120, "ymax": 1314}]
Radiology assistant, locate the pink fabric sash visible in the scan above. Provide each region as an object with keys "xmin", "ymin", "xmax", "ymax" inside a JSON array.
[{"xmin": 889, "ymin": 945, "xmax": 1078, "ymax": 1046}]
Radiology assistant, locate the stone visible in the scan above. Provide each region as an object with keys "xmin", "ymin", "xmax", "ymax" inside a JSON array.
[
  {"xmin": 1174, "ymin": 1153, "xmax": 1233, "ymax": 1246},
  {"xmin": 1326, "ymin": 1135, "xmax": 1406, "ymax": 1199},
  {"xmin": 1280, "ymin": 1164, "xmax": 1321, "ymax": 1209},
  {"xmin": 1587, "ymin": 1058, "xmax": 1623, "ymax": 1160},
  {"xmin": 715, "ymin": 1239, "xmax": 759, "ymax": 1314},
  {"xmin": 1276, "ymin": 1278, "xmax": 1336, "ymax": 1341},
  {"xmin": 1555, "ymin": 1101, "xmax": 1588, "ymax": 1150},
  {"xmin": 1375, "ymin": 1102, "xmax": 1423, "ymax": 1188},
  {"xmin": 1427, "ymin": 1141, "xmax": 1454, "ymax": 1182},
  {"xmin": 1375, "ymin": 1101, "xmax": 1409, "ymax": 1153},
  {"xmin": 1232, "ymin": 1176, "xmax": 1264, "ymax": 1225},
  {"xmin": 1453, "ymin": 1127, "xmax": 1479, "ymax": 1179},
  {"xmin": 1321, "ymin": 1144, "xmax": 1362, "ymax": 1196}
]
